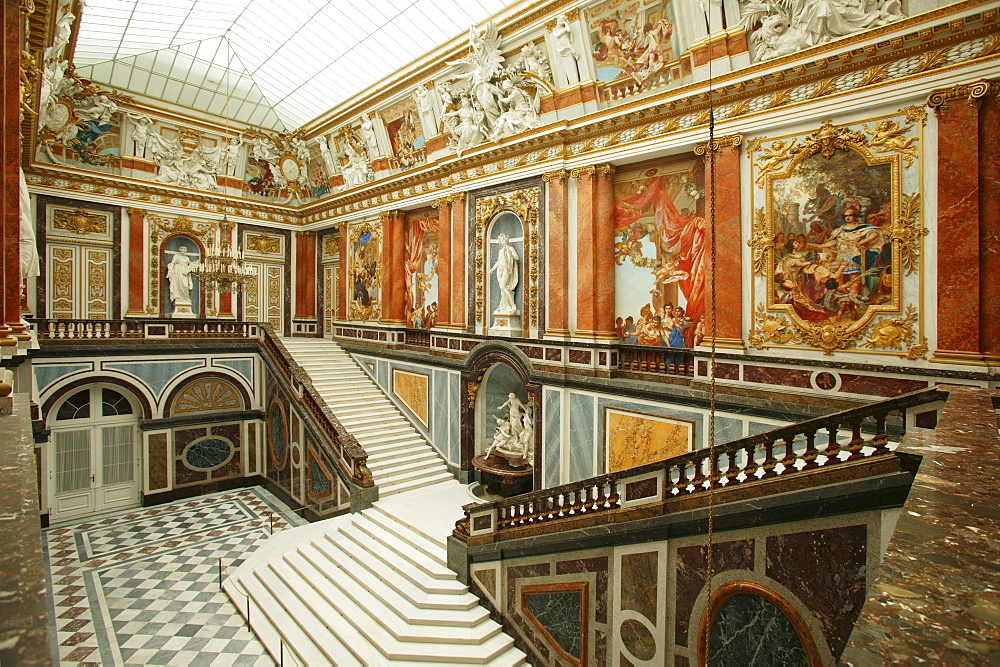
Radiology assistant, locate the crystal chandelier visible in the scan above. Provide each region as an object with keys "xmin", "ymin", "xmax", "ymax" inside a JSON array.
[{"xmin": 191, "ymin": 216, "xmax": 255, "ymax": 293}]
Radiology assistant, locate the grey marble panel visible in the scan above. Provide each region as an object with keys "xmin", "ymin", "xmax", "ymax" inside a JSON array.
[
  {"xmin": 377, "ymin": 360, "xmax": 388, "ymax": 390},
  {"xmin": 714, "ymin": 417, "xmax": 743, "ymax": 447},
  {"xmin": 569, "ymin": 393, "xmax": 595, "ymax": 481},
  {"xmin": 708, "ymin": 593, "xmax": 807, "ymax": 666},
  {"xmin": 748, "ymin": 421, "xmax": 778, "ymax": 436},
  {"xmin": 34, "ymin": 363, "xmax": 92, "ymax": 394},
  {"xmin": 432, "ymin": 370, "xmax": 448, "ymax": 457},
  {"xmin": 524, "ymin": 590, "xmax": 583, "ymax": 658},
  {"xmin": 104, "ymin": 360, "xmax": 206, "ymax": 398},
  {"xmin": 212, "ymin": 358, "xmax": 254, "ymax": 385},
  {"xmin": 449, "ymin": 374, "xmax": 460, "ymax": 465},
  {"xmin": 544, "ymin": 389, "xmax": 561, "ymax": 488}
]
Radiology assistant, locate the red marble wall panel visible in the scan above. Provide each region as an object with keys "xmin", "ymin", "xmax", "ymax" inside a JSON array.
[
  {"xmin": 980, "ymin": 93, "xmax": 1000, "ymax": 356},
  {"xmin": 674, "ymin": 539, "xmax": 755, "ymax": 646},
  {"xmin": 935, "ymin": 100, "xmax": 981, "ymax": 354},
  {"xmin": 766, "ymin": 525, "xmax": 868, "ymax": 658},
  {"xmin": 703, "ymin": 145, "xmax": 743, "ymax": 345},
  {"xmin": 575, "ymin": 170, "xmax": 596, "ymax": 335},
  {"xmin": 838, "ymin": 374, "xmax": 926, "ymax": 397},
  {"xmin": 126, "ymin": 209, "xmax": 147, "ymax": 315},
  {"xmin": 436, "ymin": 202, "xmax": 452, "ymax": 327},
  {"xmin": 595, "ymin": 166, "xmax": 617, "ymax": 339},
  {"xmin": 742, "ymin": 365, "xmax": 811, "ymax": 388},
  {"xmin": 697, "ymin": 361, "xmax": 739, "ymax": 379},
  {"xmin": 451, "ymin": 196, "xmax": 466, "ymax": 328},
  {"xmin": 1, "ymin": 2, "xmax": 18, "ymax": 337},
  {"xmin": 294, "ymin": 231, "xmax": 317, "ymax": 320},
  {"xmin": 545, "ymin": 173, "xmax": 570, "ymax": 335},
  {"xmin": 147, "ymin": 433, "xmax": 168, "ymax": 490},
  {"xmin": 556, "ymin": 556, "xmax": 610, "ymax": 623}
]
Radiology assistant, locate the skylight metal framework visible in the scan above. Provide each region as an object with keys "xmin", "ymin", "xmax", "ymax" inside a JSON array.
[{"xmin": 73, "ymin": 0, "xmax": 518, "ymax": 131}]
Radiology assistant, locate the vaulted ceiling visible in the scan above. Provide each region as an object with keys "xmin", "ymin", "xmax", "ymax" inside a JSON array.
[{"xmin": 72, "ymin": 0, "xmax": 521, "ymax": 131}]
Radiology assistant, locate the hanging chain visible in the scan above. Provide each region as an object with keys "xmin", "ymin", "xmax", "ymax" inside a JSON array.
[{"xmin": 704, "ymin": 12, "xmax": 720, "ymax": 663}]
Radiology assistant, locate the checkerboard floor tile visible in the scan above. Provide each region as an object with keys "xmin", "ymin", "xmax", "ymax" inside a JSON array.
[{"xmin": 44, "ymin": 488, "xmax": 305, "ymax": 666}]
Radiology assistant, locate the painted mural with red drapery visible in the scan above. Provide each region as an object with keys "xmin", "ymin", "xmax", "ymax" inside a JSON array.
[
  {"xmin": 612, "ymin": 163, "xmax": 705, "ymax": 348},
  {"xmin": 404, "ymin": 214, "xmax": 439, "ymax": 328}
]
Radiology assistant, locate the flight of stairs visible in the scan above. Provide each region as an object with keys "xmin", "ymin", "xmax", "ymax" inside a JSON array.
[
  {"xmin": 280, "ymin": 337, "xmax": 453, "ymax": 496},
  {"xmin": 228, "ymin": 338, "xmax": 524, "ymax": 664},
  {"xmin": 225, "ymin": 481, "xmax": 526, "ymax": 665}
]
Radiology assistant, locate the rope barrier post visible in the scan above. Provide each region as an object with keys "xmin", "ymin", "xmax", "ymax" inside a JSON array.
[
  {"xmin": 269, "ymin": 511, "xmax": 274, "ymax": 535},
  {"xmin": 218, "ymin": 556, "xmax": 222, "ymax": 589},
  {"xmin": 280, "ymin": 638, "xmax": 284, "ymax": 666}
]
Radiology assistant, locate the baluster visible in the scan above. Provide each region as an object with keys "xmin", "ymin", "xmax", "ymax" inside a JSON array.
[
  {"xmin": 723, "ymin": 449, "xmax": 738, "ymax": 485},
  {"xmin": 556, "ymin": 493, "xmax": 566, "ymax": 518},
  {"xmin": 658, "ymin": 349, "xmax": 666, "ymax": 373},
  {"xmin": 824, "ymin": 424, "xmax": 840, "ymax": 463},
  {"xmin": 544, "ymin": 496, "xmax": 556, "ymax": 520},
  {"xmin": 781, "ymin": 435, "xmax": 797, "ymax": 474},
  {"xmin": 598, "ymin": 477, "xmax": 612, "ymax": 509},
  {"xmin": 870, "ymin": 412, "xmax": 890, "ymax": 455},
  {"xmin": 801, "ymin": 429, "xmax": 819, "ymax": 470},
  {"xmin": 690, "ymin": 454, "xmax": 706, "ymax": 491},
  {"xmin": 897, "ymin": 407, "xmax": 907, "ymax": 440},
  {"xmin": 579, "ymin": 486, "xmax": 591, "ymax": 513},
  {"xmin": 845, "ymin": 418, "xmax": 866, "ymax": 460},
  {"xmin": 760, "ymin": 437, "xmax": 778, "ymax": 478},
  {"xmin": 607, "ymin": 476, "xmax": 621, "ymax": 507}
]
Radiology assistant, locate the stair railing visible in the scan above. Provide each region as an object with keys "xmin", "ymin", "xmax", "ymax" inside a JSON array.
[{"xmin": 457, "ymin": 386, "xmax": 947, "ymax": 542}]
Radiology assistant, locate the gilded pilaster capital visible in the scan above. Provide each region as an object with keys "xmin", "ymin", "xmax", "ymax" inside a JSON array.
[
  {"xmin": 542, "ymin": 169, "xmax": 570, "ymax": 183},
  {"xmin": 126, "ymin": 208, "xmax": 148, "ymax": 217},
  {"xmin": 694, "ymin": 133, "xmax": 744, "ymax": 156},
  {"xmin": 927, "ymin": 80, "xmax": 994, "ymax": 115},
  {"xmin": 570, "ymin": 165, "xmax": 596, "ymax": 179}
]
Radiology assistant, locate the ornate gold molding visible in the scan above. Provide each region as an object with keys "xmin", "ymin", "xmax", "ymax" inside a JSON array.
[
  {"xmin": 570, "ymin": 165, "xmax": 596, "ymax": 178},
  {"xmin": 541, "ymin": 169, "xmax": 570, "ymax": 183},
  {"xmin": 474, "ymin": 187, "xmax": 541, "ymax": 329},
  {"xmin": 52, "ymin": 208, "xmax": 106, "ymax": 235},
  {"xmin": 125, "ymin": 207, "xmax": 148, "ymax": 217},
  {"xmin": 927, "ymin": 79, "xmax": 994, "ymax": 115}
]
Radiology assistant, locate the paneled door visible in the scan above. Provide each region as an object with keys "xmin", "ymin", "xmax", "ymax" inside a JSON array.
[{"xmin": 48, "ymin": 387, "xmax": 140, "ymax": 522}]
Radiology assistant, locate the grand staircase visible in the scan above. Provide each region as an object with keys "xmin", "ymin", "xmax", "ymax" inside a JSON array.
[
  {"xmin": 224, "ymin": 338, "xmax": 524, "ymax": 665},
  {"xmin": 282, "ymin": 337, "xmax": 453, "ymax": 496}
]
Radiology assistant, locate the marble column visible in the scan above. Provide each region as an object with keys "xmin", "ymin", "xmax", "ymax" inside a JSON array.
[
  {"xmin": 594, "ymin": 163, "xmax": 617, "ymax": 339},
  {"xmin": 126, "ymin": 208, "xmax": 147, "ymax": 316},
  {"xmin": 543, "ymin": 170, "xmax": 570, "ymax": 337},
  {"xmin": 979, "ymin": 89, "xmax": 1000, "ymax": 358},
  {"xmin": 380, "ymin": 211, "xmax": 405, "ymax": 325},
  {"xmin": 450, "ymin": 194, "xmax": 467, "ymax": 329},
  {"xmin": 294, "ymin": 230, "xmax": 317, "ymax": 322},
  {"xmin": 928, "ymin": 81, "xmax": 995, "ymax": 363},
  {"xmin": 572, "ymin": 166, "xmax": 596, "ymax": 337},
  {"xmin": 1, "ymin": 1, "xmax": 21, "ymax": 345},
  {"xmin": 337, "ymin": 226, "xmax": 348, "ymax": 321},
  {"xmin": 435, "ymin": 197, "xmax": 452, "ymax": 328},
  {"xmin": 698, "ymin": 135, "xmax": 744, "ymax": 349}
]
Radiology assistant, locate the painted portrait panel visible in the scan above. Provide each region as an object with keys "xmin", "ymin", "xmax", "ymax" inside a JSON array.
[
  {"xmin": 349, "ymin": 221, "xmax": 382, "ymax": 321},
  {"xmin": 382, "ymin": 98, "xmax": 426, "ymax": 171},
  {"xmin": 770, "ymin": 150, "xmax": 895, "ymax": 327},
  {"xmin": 585, "ymin": 0, "xmax": 676, "ymax": 84},
  {"xmin": 749, "ymin": 113, "xmax": 926, "ymax": 357},
  {"xmin": 404, "ymin": 213, "xmax": 439, "ymax": 328},
  {"xmin": 613, "ymin": 161, "xmax": 704, "ymax": 348},
  {"xmin": 605, "ymin": 408, "xmax": 692, "ymax": 472}
]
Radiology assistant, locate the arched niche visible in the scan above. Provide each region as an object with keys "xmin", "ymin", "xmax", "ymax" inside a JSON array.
[
  {"xmin": 460, "ymin": 344, "xmax": 541, "ymax": 490},
  {"xmin": 484, "ymin": 212, "xmax": 525, "ymax": 336},
  {"xmin": 161, "ymin": 233, "xmax": 205, "ymax": 318}
]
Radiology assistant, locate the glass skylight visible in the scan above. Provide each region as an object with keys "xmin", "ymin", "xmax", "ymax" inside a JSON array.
[{"xmin": 73, "ymin": 0, "xmax": 521, "ymax": 131}]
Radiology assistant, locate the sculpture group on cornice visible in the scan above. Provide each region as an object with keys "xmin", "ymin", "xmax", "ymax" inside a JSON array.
[{"xmin": 739, "ymin": 0, "xmax": 906, "ymax": 62}]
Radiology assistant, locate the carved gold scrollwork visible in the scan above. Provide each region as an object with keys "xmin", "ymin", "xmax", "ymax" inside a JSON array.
[
  {"xmin": 695, "ymin": 133, "xmax": 743, "ymax": 156},
  {"xmin": 246, "ymin": 233, "xmax": 281, "ymax": 254},
  {"xmin": 927, "ymin": 80, "xmax": 993, "ymax": 115},
  {"xmin": 747, "ymin": 207, "xmax": 771, "ymax": 277},
  {"xmin": 748, "ymin": 304, "xmax": 797, "ymax": 348},
  {"xmin": 862, "ymin": 306, "xmax": 926, "ymax": 358},
  {"xmin": 751, "ymin": 139, "xmax": 796, "ymax": 187},
  {"xmin": 892, "ymin": 193, "xmax": 927, "ymax": 275},
  {"xmin": 353, "ymin": 459, "xmax": 374, "ymax": 486},
  {"xmin": 52, "ymin": 208, "xmax": 107, "ymax": 235},
  {"xmin": 863, "ymin": 118, "xmax": 918, "ymax": 168}
]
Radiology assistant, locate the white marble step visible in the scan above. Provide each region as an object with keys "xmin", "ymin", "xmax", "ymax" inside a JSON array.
[
  {"xmin": 315, "ymin": 530, "xmax": 471, "ymax": 601},
  {"xmin": 363, "ymin": 509, "xmax": 447, "ymax": 566},
  {"xmin": 369, "ymin": 452, "xmax": 442, "ymax": 476},
  {"xmin": 366, "ymin": 443, "xmax": 436, "ymax": 462},
  {"xmin": 380, "ymin": 471, "xmax": 455, "ymax": 497},
  {"xmin": 337, "ymin": 412, "xmax": 405, "ymax": 428},
  {"xmin": 375, "ymin": 463, "xmax": 452, "ymax": 490},
  {"xmin": 359, "ymin": 431, "xmax": 428, "ymax": 448},
  {"xmin": 285, "ymin": 550, "xmax": 499, "ymax": 645}
]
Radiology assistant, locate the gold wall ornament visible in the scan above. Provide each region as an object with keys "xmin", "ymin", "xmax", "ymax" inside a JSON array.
[
  {"xmin": 322, "ymin": 235, "xmax": 338, "ymax": 257},
  {"xmin": 862, "ymin": 305, "xmax": 919, "ymax": 354},
  {"xmin": 695, "ymin": 133, "xmax": 743, "ymax": 156},
  {"xmin": 246, "ymin": 233, "xmax": 281, "ymax": 254},
  {"xmin": 864, "ymin": 118, "xmax": 918, "ymax": 168},
  {"xmin": 173, "ymin": 378, "xmax": 243, "ymax": 413},
  {"xmin": 927, "ymin": 80, "xmax": 993, "ymax": 115},
  {"xmin": 747, "ymin": 207, "xmax": 772, "ymax": 277},
  {"xmin": 52, "ymin": 208, "xmax": 107, "ymax": 235},
  {"xmin": 570, "ymin": 165, "xmax": 596, "ymax": 178},
  {"xmin": 902, "ymin": 105, "xmax": 928, "ymax": 126},
  {"xmin": 473, "ymin": 186, "xmax": 541, "ymax": 329},
  {"xmin": 892, "ymin": 193, "xmax": 928, "ymax": 275},
  {"xmin": 751, "ymin": 113, "xmax": 919, "ymax": 356},
  {"xmin": 541, "ymin": 169, "xmax": 570, "ymax": 183}
]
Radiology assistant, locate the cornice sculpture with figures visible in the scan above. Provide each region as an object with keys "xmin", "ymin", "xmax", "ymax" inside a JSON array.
[{"xmin": 748, "ymin": 113, "xmax": 926, "ymax": 356}]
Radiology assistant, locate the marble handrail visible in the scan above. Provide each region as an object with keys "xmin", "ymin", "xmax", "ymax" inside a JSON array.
[{"xmin": 460, "ymin": 386, "xmax": 948, "ymax": 539}]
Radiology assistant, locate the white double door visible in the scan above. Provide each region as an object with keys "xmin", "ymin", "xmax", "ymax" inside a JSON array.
[{"xmin": 50, "ymin": 422, "xmax": 140, "ymax": 522}]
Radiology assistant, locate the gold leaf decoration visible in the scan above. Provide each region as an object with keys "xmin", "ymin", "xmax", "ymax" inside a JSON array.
[
  {"xmin": 863, "ymin": 118, "xmax": 918, "ymax": 168},
  {"xmin": 859, "ymin": 63, "xmax": 891, "ymax": 87},
  {"xmin": 902, "ymin": 105, "xmax": 928, "ymax": 126},
  {"xmin": 915, "ymin": 48, "xmax": 948, "ymax": 73},
  {"xmin": 891, "ymin": 193, "xmax": 927, "ymax": 275},
  {"xmin": 748, "ymin": 207, "xmax": 772, "ymax": 277},
  {"xmin": 246, "ymin": 233, "xmax": 281, "ymax": 254},
  {"xmin": 753, "ymin": 139, "xmax": 796, "ymax": 187},
  {"xmin": 863, "ymin": 305, "xmax": 920, "ymax": 356}
]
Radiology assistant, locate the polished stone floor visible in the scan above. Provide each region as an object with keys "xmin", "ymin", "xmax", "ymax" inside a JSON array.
[{"xmin": 44, "ymin": 488, "xmax": 305, "ymax": 665}]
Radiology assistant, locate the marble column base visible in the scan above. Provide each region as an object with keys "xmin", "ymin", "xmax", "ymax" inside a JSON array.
[
  {"xmin": 490, "ymin": 311, "xmax": 521, "ymax": 337},
  {"xmin": 171, "ymin": 301, "xmax": 196, "ymax": 318}
]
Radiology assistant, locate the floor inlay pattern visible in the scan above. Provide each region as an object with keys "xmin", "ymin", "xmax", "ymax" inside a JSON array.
[{"xmin": 44, "ymin": 488, "xmax": 306, "ymax": 665}]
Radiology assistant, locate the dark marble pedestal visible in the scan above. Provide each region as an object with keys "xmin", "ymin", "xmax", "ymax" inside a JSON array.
[{"xmin": 472, "ymin": 454, "xmax": 533, "ymax": 497}]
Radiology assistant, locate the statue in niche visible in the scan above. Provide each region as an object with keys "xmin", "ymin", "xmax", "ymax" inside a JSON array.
[
  {"xmin": 165, "ymin": 245, "xmax": 200, "ymax": 312},
  {"xmin": 219, "ymin": 135, "xmax": 243, "ymax": 175},
  {"xmin": 319, "ymin": 136, "xmax": 339, "ymax": 177},
  {"xmin": 360, "ymin": 113, "xmax": 380, "ymax": 154},
  {"xmin": 551, "ymin": 14, "xmax": 582, "ymax": 86},
  {"xmin": 485, "ymin": 393, "xmax": 534, "ymax": 467},
  {"xmin": 128, "ymin": 113, "xmax": 153, "ymax": 157},
  {"xmin": 489, "ymin": 233, "xmax": 519, "ymax": 314},
  {"xmin": 412, "ymin": 85, "xmax": 439, "ymax": 137},
  {"xmin": 740, "ymin": 0, "xmax": 905, "ymax": 61}
]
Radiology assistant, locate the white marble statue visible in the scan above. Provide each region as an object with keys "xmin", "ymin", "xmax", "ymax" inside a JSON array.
[
  {"xmin": 448, "ymin": 22, "xmax": 505, "ymax": 133},
  {"xmin": 360, "ymin": 113, "xmax": 379, "ymax": 154},
  {"xmin": 443, "ymin": 96, "xmax": 486, "ymax": 156},
  {"xmin": 491, "ymin": 78, "xmax": 541, "ymax": 141},
  {"xmin": 485, "ymin": 393, "xmax": 534, "ymax": 466},
  {"xmin": 249, "ymin": 135, "xmax": 280, "ymax": 162},
  {"xmin": 741, "ymin": 0, "xmax": 905, "ymax": 61},
  {"xmin": 413, "ymin": 85, "xmax": 439, "ymax": 138},
  {"xmin": 551, "ymin": 13, "xmax": 582, "ymax": 86},
  {"xmin": 342, "ymin": 147, "xmax": 372, "ymax": 188},
  {"xmin": 45, "ymin": 7, "xmax": 76, "ymax": 62},
  {"xmin": 219, "ymin": 135, "xmax": 242, "ymax": 175},
  {"xmin": 165, "ymin": 245, "xmax": 200, "ymax": 307},
  {"xmin": 519, "ymin": 42, "xmax": 551, "ymax": 82},
  {"xmin": 19, "ymin": 169, "xmax": 39, "ymax": 280},
  {"xmin": 489, "ymin": 233, "xmax": 519, "ymax": 313},
  {"xmin": 74, "ymin": 93, "xmax": 119, "ymax": 125},
  {"xmin": 128, "ymin": 113, "xmax": 153, "ymax": 157},
  {"xmin": 319, "ymin": 136, "xmax": 339, "ymax": 176}
]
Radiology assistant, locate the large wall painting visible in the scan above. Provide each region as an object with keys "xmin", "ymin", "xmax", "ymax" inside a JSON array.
[
  {"xmin": 748, "ymin": 111, "xmax": 927, "ymax": 356},
  {"xmin": 585, "ymin": 0, "xmax": 677, "ymax": 84},
  {"xmin": 605, "ymin": 407, "xmax": 692, "ymax": 472},
  {"xmin": 613, "ymin": 161, "xmax": 704, "ymax": 348},
  {"xmin": 349, "ymin": 219, "xmax": 382, "ymax": 322},
  {"xmin": 404, "ymin": 213, "xmax": 439, "ymax": 328}
]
